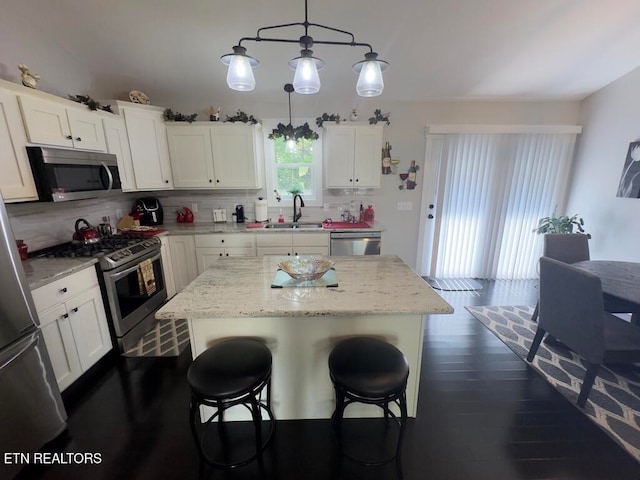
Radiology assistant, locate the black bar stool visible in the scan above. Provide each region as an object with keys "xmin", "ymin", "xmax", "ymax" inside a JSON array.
[
  {"xmin": 328, "ymin": 336, "xmax": 409, "ymax": 476},
  {"xmin": 187, "ymin": 338, "xmax": 274, "ymax": 472}
]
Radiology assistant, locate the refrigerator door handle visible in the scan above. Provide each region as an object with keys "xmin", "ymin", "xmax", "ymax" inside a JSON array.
[{"xmin": 0, "ymin": 334, "xmax": 38, "ymax": 371}]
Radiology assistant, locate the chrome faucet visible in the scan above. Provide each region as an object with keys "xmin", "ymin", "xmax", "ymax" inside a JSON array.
[{"xmin": 293, "ymin": 194, "xmax": 305, "ymax": 223}]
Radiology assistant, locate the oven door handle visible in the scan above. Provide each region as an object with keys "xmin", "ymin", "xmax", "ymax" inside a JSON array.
[
  {"xmin": 107, "ymin": 251, "xmax": 162, "ymax": 282},
  {"xmin": 101, "ymin": 162, "xmax": 114, "ymax": 191}
]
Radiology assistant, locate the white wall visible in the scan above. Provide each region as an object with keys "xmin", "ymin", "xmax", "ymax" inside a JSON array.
[
  {"xmin": 0, "ymin": 12, "xmax": 582, "ymax": 267},
  {"xmin": 566, "ymin": 66, "xmax": 640, "ymax": 261}
]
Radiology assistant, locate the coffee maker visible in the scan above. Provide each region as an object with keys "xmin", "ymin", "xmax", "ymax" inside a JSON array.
[{"xmin": 233, "ymin": 205, "xmax": 246, "ymax": 223}]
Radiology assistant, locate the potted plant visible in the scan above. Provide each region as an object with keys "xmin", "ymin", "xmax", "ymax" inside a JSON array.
[{"xmin": 533, "ymin": 208, "xmax": 590, "ymax": 238}]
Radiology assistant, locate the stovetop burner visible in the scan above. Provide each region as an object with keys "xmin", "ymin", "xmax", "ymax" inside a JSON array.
[{"xmin": 32, "ymin": 233, "xmax": 162, "ymax": 270}]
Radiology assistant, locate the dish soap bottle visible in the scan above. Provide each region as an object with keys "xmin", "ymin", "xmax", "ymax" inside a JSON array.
[{"xmin": 278, "ymin": 208, "xmax": 285, "ymax": 223}]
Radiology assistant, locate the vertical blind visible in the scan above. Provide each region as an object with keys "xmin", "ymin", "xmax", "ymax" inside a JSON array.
[{"xmin": 434, "ymin": 132, "xmax": 577, "ymax": 279}]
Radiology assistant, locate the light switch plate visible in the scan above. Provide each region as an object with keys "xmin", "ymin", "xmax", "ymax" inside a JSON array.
[{"xmin": 397, "ymin": 201, "xmax": 413, "ymax": 211}]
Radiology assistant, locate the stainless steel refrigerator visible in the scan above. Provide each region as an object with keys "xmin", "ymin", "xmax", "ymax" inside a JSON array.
[{"xmin": 0, "ymin": 192, "xmax": 67, "ymax": 479}]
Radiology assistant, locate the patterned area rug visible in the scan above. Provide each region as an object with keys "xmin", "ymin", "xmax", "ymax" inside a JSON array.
[
  {"xmin": 466, "ymin": 305, "xmax": 640, "ymax": 463},
  {"xmin": 123, "ymin": 319, "xmax": 190, "ymax": 357},
  {"xmin": 423, "ymin": 277, "xmax": 483, "ymax": 291}
]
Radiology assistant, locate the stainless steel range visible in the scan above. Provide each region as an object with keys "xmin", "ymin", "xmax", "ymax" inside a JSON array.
[{"xmin": 34, "ymin": 234, "xmax": 167, "ymax": 352}]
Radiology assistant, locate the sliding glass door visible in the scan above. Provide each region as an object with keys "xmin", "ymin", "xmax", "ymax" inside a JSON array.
[{"xmin": 420, "ymin": 129, "xmax": 578, "ymax": 280}]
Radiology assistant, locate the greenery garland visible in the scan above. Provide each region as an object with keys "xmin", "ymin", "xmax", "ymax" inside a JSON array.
[
  {"xmin": 368, "ymin": 109, "xmax": 390, "ymax": 126},
  {"xmin": 315, "ymin": 113, "xmax": 341, "ymax": 128},
  {"xmin": 225, "ymin": 110, "xmax": 259, "ymax": 124},
  {"xmin": 268, "ymin": 122, "xmax": 319, "ymax": 141},
  {"xmin": 163, "ymin": 108, "xmax": 198, "ymax": 123},
  {"xmin": 68, "ymin": 94, "xmax": 113, "ymax": 113}
]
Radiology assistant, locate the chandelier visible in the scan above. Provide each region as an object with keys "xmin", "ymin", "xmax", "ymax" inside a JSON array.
[{"xmin": 220, "ymin": 0, "xmax": 389, "ymax": 97}]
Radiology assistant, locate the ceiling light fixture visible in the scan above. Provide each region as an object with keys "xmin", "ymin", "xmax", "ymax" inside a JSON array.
[{"xmin": 220, "ymin": 0, "xmax": 389, "ymax": 96}]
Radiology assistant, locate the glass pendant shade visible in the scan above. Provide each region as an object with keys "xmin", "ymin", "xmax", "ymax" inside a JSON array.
[
  {"xmin": 285, "ymin": 137, "xmax": 297, "ymax": 152},
  {"xmin": 289, "ymin": 49, "xmax": 324, "ymax": 95},
  {"xmin": 353, "ymin": 52, "xmax": 389, "ymax": 97},
  {"xmin": 220, "ymin": 46, "xmax": 258, "ymax": 92}
]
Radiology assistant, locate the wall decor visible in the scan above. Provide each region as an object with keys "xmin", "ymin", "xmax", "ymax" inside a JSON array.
[
  {"xmin": 616, "ymin": 141, "xmax": 640, "ymax": 198},
  {"xmin": 163, "ymin": 108, "xmax": 198, "ymax": 123},
  {"xmin": 399, "ymin": 160, "xmax": 419, "ymax": 190},
  {"xmin": 350, "ymin": 109, "xmax": 358, "ymax": 121},
  {"xmin": 382, "ymin": 141, "xmax": 392, "ymax": 174},
  {"xmin": 368, "ymin": 109, "xmax": 390, "ymax": 126},
  {"xmin": 128, "ymin": 90, "xmax": 150, "ymax": 105},
  {"xmin": 18, "ymin": 64, "xmax": 39, "ymax": 89}
]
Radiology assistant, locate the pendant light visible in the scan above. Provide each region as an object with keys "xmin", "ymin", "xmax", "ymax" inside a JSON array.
[
  {"xmin": 284, "ymin": 84, "xmax": 297, "ymax": 151},
  {"xmin": 220, "ymin": 0, "xmax": 388, "ymax": 96}
]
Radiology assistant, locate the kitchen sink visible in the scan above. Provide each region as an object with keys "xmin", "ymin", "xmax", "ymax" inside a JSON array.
[{"xmin": 264, "ymin": 222, "xmax": 324, "ymax": 230}]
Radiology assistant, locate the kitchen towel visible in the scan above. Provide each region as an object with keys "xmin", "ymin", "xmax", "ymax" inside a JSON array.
[{"xmin": 137, "ymin": 259, "xmax": 156, "ymax": 295}]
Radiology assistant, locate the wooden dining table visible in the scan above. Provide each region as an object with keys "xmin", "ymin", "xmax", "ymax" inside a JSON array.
[{"xmin": 572, "ymin": 260, "xmax": 640, "ymax": 325}]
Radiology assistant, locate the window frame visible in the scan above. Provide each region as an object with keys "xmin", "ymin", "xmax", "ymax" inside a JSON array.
[{"xmin": 262, "ymin": 118, "xmax": 323, "ymax": 207}]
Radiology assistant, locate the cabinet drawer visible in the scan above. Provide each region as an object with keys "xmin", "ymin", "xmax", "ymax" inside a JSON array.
[
  {"xmin": 293, "ymin": 233, "xmax": 330, "ymax": 247},
  {"xmin": 195, "ymin": 234, "xmax": 255, "ymax": 248},
  {"xmin": 32, "ymin": 266, "xmax": 99, "ymax": 313},
  {"xmin": 257, "ymin": 247, "xmax": 293, "ymax": 256},
  {"xmin": 36, "ymin": 303, "xmax": 68, "ymax": 329},
  {"xmin": 256, "ymin": 233, "xmax": 293, "ymax": 248}
]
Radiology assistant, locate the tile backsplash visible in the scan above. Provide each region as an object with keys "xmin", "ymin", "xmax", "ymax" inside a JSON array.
[{"xmin": 5, "ymin": 189, "xmax": 378, "ymax": 250}]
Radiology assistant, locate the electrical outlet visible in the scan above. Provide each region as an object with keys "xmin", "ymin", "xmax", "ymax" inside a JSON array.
[
  {"xmin": 397, "ymin": 201, "xmax": 413, "ymax": 211},
  {"xmin": 191, "ymin": 203, "xmax": 198, "ymax": 212},
  {"xmin": 323, "ymin": 203, "xmax": 329, "ymax": 212},
  {"xmin": 116, "ymin": 209, "xmax": 123, "ymax": 219}
]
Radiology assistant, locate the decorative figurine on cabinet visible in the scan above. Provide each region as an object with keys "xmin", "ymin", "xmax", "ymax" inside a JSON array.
[{"xmin": 18, "ymin": 64, "xmax": 39, "ymax": 89}]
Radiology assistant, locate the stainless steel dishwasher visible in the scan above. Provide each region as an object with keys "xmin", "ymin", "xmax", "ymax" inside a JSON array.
[{"xmin": 330, "ymin": 231, "xmax": 381, "ymax": 255}]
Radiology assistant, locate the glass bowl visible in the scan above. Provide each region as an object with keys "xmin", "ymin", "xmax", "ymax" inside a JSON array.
[{"xmin": 278, "ymin": 257, "xmax": 334, "ymax": 281}]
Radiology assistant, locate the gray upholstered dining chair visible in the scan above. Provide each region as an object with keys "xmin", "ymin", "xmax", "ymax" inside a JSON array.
[
  {"xmin": 527, "ymin": 256, "xmax": 640, "ymax": 408},
  {"xmin": 531, "ymin": 233, "xmax": 590, "ymax": 322}
]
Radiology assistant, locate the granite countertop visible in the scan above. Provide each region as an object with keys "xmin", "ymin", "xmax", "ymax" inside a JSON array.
[
  {"xmin": 23, "ymin": 257, "xmax": 98, "ymax": 290},
  {"xmin": 156, "ymin": 254, "xmax": 453, "ymax": 320},
  {"xmin": 163, "ymin": 221, "xmax": 385, "ymax": 235}
]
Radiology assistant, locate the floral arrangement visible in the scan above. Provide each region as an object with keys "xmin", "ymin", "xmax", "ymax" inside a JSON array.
[
  {"xmin": 68, "ymin": 94, "xmax": 113, "ymax": 113},
  {"xmin": 315, "ymin": 113, "xmax": 341, "ymax": 128},
  {"xmin": 225, "ymin": 110, "xmax": 259, "ymax": 124},
  {"xmin": 368, "ymin": 109, "xmax": 390, "ymax": 126},
  {"xmin": 163, "ymin": 108, "xmax": 197, "ymax": 123},
  {"xmin": 268, "ymin": 122, "xmax": 319, "ymax": 141}
]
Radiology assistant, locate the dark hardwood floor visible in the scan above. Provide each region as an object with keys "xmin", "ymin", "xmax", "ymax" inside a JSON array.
[{"xmin": 16, "ymin": 280, "xmax": 640, "ymax": 479}]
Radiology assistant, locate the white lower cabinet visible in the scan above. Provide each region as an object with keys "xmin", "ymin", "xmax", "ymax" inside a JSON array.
[
  {"xmin": 34, "ymin": 266, "xmax": 111, "ymax": 391},
  {"xmin": 160, "ymin": 235, "xmax": 176, "ymax": 299},
  {"xmin": 256, "ymin": 233, "xmax": 330, "ymax": 256},
  {"xmin": 195, "ymin": 234, "xmax": 256, "ymax": 274},
  {"xmin": 169, "ymin": 235, "xmax": 198, "ymax": 292}
]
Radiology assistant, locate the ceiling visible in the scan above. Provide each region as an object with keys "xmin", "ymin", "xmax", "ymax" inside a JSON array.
[{"xmin": 8, "ymin": 0, "xmax": 640, "ymax": 105}]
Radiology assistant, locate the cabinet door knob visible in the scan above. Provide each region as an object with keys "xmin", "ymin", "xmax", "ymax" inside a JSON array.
[
  {"xmin": 66, "ymin": 135, "xmax": 72, "ymax": 140},
  {"xmin": 355, "ymin": 178, "xmax": 359, "ymax": 182},
  {"xmin": 428, "ymin": 214, "xmax": 434, "ymax": 219},
  {"xmin": 72, "ymin": 307, "xmax": 79, "ymax": 313},
  {"xmin": 75, "ymin": 137, "xmax": 82, "ymax": 142},
  {"xmin": 221, "ymin": 239, "xmax": 224, "ymax": 243},
  {"xmin": 226, "ymin": 253, "xmax": 229, "ymax": 256},
  {"xmin": 62, "ymin": 313, "xmax": 69, "ymax": 319},
  {"xmin": 60, "ymin": 287, "xmax": 68, "ymax": 293},
  {"xmin": 165, "ymin": 180, "xmax": 169, "ymax": 184},
  {"xmin": 219, "ymin": 253, "xmax": 223, "ymax": 256},
  {"xmin": 349, "ymin": 179, "xmax": 353, "ymax": 183},
  {"xmin": 216, "ymin": 179, "xmax": 220, "ymax": 183},
  {"xmin": 209, "ymin": 179, "xmax": 212, "ymax": 183}
]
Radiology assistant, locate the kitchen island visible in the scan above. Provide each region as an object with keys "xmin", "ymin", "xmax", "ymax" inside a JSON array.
[{"xmin": 156, "ymin": 255, "xmax": 453, "ymax": 420}]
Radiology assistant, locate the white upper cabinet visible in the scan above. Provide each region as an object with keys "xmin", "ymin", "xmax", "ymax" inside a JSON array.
[
  {"xmin": 18, "ymin": 95, "xmax": 107, "ymax": 151},
  {"xmin": 102, "ymin": 115, "xmax": 136, "ymax": 191},
  {"xmin": 111, "ymin": 102, "xmax": 173, "ymax": 190},
  {"xmin": 0, "ymin": 88, "xmax": 38, "ymax": 202},
  {"xmin": 168, "ymin": 124, "xmax": 215, "ymax": 188},
  {"xmin": 167, "ymin": 123, "xmax": 263, "ymax": 189},
  {"xmin": 324, "ymin": 124, "xmax": 383, "ymax": 188}
]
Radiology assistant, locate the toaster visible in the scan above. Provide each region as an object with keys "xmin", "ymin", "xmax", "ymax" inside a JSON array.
[{"xmin": 134, "ymin": 197, "xmax": 164, "ymax": 226}]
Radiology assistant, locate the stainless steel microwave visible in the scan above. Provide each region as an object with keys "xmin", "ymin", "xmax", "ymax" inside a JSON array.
[{"xmin": 27, "ymin": 146, "xmax": 122, "ymax": 202}]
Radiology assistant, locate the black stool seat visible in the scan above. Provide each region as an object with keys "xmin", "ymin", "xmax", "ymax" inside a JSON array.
[
  {"xmin": 329, "ymin": 337, "xmax": 409, "ymax": 399},
  {"xmin": 188, "ymin": 338, "xmax": 272, "ymax": 400},
  {"xmin": 187, "ymin": 338, "xmax": 274, "ymax": 472},
  {"xmin": 328, "ymin": 337, "xmax": 410, "ymax": 477}
]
